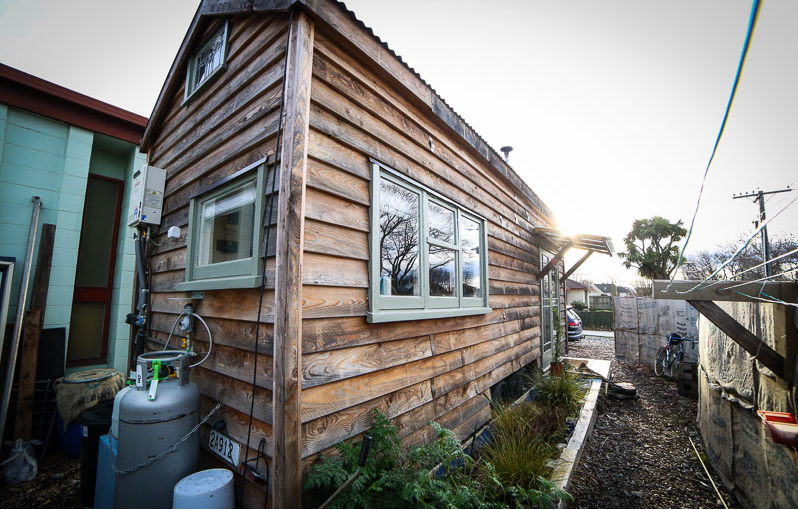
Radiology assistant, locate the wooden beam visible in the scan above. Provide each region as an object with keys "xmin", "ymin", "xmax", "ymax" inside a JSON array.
[
  {"xmin": 14, "ymin": 310, "xmax": 41, "ymax": 441},
  {"xmin": 688, "ymin": 300, "xmax": 786, "ymax": 379},
  {"xmin": 538, "ymin": 240, "xmax": 573, "ymax": 279},
  {"xmin": 653, "ymin": 280, "xmax": 797, "ymax": 302},
  {"xmin": 29, "ymin": 223, "xmax": 55, "ymax": 311},
  {"xmin": 272, "ymin": 9, "xmax": 314, "ymax": 509},
  {"xmin": 560, "ymin": 250, "xmax": 593, "ymax": 283},
  {"xmin": 14, "ymin": 223, "xmax": 55, "ymax": 440}
]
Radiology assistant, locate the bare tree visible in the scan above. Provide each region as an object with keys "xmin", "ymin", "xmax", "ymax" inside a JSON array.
[
  {"xmin": 684, "ymin": 232, "xmax": 798, "ymax": 280},
  {"xmin": 380, "ymin": 207, "xmax": 419, "ymax": 295}
]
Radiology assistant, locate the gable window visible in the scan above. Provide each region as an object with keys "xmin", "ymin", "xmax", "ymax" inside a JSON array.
[
  {"xmin": 185, "ymin": 20, "xmax": 229, "ymax": 101},
  {"xmin": 368, "ymin": 160, "xmax": 490, "ymax": 323},
  {"xmin": 176, "ymin": 159, "xmax": 268, "ymax": 291}
]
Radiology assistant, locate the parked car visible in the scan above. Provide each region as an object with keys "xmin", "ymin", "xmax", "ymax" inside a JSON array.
[{"xmin": 566, "ymin": 308, "xmax": 584, "ymax": 341}]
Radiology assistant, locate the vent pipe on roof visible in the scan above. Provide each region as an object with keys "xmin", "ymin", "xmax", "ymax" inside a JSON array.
[{"xmin": 500, "ymin": 146, "xmax": 513, "ymax": 163}]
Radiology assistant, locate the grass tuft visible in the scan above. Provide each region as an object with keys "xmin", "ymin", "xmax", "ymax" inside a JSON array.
[{"xmin": 526, "ymin": 368, "xmax": 587, "ymax": 416}]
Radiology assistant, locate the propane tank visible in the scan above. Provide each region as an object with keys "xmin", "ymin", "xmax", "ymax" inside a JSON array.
[{"xmin": 113, "ymin": 351, "xmax": 200, "ymax": 509}]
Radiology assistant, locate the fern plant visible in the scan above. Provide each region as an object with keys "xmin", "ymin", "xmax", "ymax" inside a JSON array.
[{"xmin": 303, "ymin": 408, "xmax": 571, "ymax": 508}]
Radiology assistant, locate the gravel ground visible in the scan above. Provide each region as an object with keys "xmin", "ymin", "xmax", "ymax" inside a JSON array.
[
  {"xmin": 567, "ymin": 334, "xmax": 737, "ymax": 509},
  {"xmin": 0, "ymin": 450, "xmax": 81, "ymax": 509}
]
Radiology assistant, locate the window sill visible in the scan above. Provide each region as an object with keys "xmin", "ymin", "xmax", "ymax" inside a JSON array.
[
  {"xmin": 175, "ymin": 275, "xmax": 263, "ymax": 292},
  {"xmin": 367, "ymin": 307, "xmax": 492, "ymax": 324}
]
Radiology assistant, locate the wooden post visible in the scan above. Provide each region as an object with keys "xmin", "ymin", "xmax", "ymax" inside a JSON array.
[
  {"xmin": 687, "ymin": 300, "xmax": 786, "ymax": 379},
  {"xmin": 538, "ymin": 240, "xmax": 573, "ymax": 279},
  {"xmin": 272, "ymin": 9, "xmax": 314, "ymax": 509},
  {"xmin": 14, "ymin": 223, "xmax": 55, "ymax": 440},
  {"xmin": 560, "ymin": 250, "xmax": 593, "ymax": 283}
]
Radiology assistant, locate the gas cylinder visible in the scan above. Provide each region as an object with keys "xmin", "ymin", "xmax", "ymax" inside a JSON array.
[{"xmin": 112, "ymin": 351, "xmax": 200, "ymax": 509}]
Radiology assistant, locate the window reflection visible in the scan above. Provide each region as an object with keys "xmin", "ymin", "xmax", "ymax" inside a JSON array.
[
  {"xmin": 195, "ymin": 32, "xmax": 225, "ymax": 88},
  {"xmin": 198, "ymin": 181, "xmax": 256, "ymax": 266},
  {"xmin": 429, "ymin": 245, "xmax": 455, "ymax": 296},
  {"xmin": 379, "ymin": 180, "xmax": 420, "ymax": 296},
  {"xmin": 428, "ymin": 202, "xmax": 454, "ymax": 243},
  {"xmin": 461, "ymin": 217, "xmax": 481, "ymax": 298}
]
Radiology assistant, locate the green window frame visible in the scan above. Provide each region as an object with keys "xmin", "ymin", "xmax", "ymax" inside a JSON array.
[
  {"xmin": 176, "ymin": 159, "xmax": 267, "ymax": 291},
  {"xmin": 184, "ymin": 19, "xmax": 229, "ymax": 102},
  {"xmin": 368, "ymin": 160, "xmax": 491, "ymax": 323}
]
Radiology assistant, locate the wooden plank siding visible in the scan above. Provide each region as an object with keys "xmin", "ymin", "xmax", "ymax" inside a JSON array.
[
  {"xmin": 142, "ymin": 5, "xmax": 562, "ymax": 506},
  {"xmin": 143, "ymin": 14, "xmax": 291, "ymax": 502},
  {"xmin": 292, "ymin": 27, "xmax": 551, "ymax": 464}
]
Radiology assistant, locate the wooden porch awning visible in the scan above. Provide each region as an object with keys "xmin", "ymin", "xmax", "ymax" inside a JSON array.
[
  {"xmin": 535, "ymin": 228, "xmax": 615, "ymax": 256},
  {"xmin": 534, "ymin": 228, "xmax": 615, "ymax": 280}
]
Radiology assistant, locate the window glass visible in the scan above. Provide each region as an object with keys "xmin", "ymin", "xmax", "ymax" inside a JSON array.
[
  {"xmin": 379, "ymin": 179, "xmax": 420, "ymax": 296},
  {"xmin": 194, "ymin": 31, "xmax": 224, "ymax": 90},
  {"xmin": 461, "ymin": 216, "xmax": 481, "ymax": 298},
  {"xmin": 429, "ymin": 245, "xmax": 456, "ymax": 296},
  {"xmin": 369, "ymin": 162, "xmax": 490, "ymax": 322},
  {"xmin": 197, "ymin": 180, "xmax": 256, "ymax": 266},
  {"xmin": 428, "ymin": 202, "xmax": 454, "ymax": 243}
]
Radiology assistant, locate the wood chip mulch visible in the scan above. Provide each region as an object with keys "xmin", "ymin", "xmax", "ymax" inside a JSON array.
[
  {"xmin": 567, "ymin": 334, "xmax": 737, "ymax": 509},
  {"xmin": 0, "ymin": 450, "xmax": 81, "ymax": 509}
]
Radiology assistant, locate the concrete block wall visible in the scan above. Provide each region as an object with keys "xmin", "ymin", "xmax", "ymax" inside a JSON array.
[{"xmin": 0, "ymin": 103, "xmax": 141, "ymax": 374}]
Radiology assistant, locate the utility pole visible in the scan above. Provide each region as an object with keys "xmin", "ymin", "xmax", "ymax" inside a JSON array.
[{"xmin": 732, "ymin": 186, "xmax": 793, "ymax": 277}]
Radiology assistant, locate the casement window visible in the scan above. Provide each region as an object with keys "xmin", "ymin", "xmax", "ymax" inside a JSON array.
[
  {"xmin": 184, "ymin": 20, "xmax": 229, "ymax": 101},
  {"xmin": 368, "ymin": 160, "xmax": 490, "ymax": 323},
  {"xmin": 176, "ymin": 160, "xmax": 268, "ymax": 291}
]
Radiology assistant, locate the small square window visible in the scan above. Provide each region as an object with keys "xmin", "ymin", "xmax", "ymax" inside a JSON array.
[
  {"xmin": 368, "ymin": 161, "xmax": 491, "ymax": 323},
  {"xmin": 176, "ymin": 160, "xmax": 268, "ymax": 291},
  {"xmin": 185, "ymin": 20, "xmax": 229, "ymax": 101}
]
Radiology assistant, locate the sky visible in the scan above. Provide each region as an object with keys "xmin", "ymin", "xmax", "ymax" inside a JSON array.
[{"xmin": 0, "ymin": 0, "xmax": 795, "ymax": 286}]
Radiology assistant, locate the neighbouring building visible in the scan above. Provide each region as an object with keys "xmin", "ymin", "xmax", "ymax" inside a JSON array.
[
  {"xmin": 565, "ymin": 278, "xmax": 590, "ymax": 307},
  {"xmin": 0, "ymin": 63, "xmax": 147, "ymax": 375}
]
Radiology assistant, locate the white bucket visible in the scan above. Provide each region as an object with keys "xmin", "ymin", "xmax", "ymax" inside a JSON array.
[{"xmin": 173, "ymin": 468, "xmax": 234, "ymax": 509}]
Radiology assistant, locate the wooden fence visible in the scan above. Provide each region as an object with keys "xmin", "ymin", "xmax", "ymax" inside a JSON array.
[
  {"xmin": 577, "ymin": 311, "xmax": 614, "ymax": 330},
  {"xmin": 588, "ymin": 295, "xmax": 613, "ymax": 311}
]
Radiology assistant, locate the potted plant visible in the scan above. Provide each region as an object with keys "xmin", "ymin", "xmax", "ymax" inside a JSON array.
[{"xmin": 551, "ymin": 306, "xmax": 565, "ymax": 376}]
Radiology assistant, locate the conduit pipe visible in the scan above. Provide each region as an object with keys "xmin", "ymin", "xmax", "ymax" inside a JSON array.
[{"xmin": 0, "ymin": 196, "xmax": 42, "ymax": 442}]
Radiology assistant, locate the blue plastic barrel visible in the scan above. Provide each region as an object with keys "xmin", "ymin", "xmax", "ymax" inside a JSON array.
[{"xmin": 56, "ymin": 412, "xmax": 82, "ymax": 459}]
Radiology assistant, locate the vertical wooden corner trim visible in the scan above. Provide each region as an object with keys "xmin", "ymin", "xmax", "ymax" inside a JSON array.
[{"xmin": 272, "ymin": 9, "xmax": 314, "ymax": 509}]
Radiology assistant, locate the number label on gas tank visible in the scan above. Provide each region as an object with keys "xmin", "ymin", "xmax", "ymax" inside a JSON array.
[{"xmin": 208, "ymin": 429, "xmax": 240, "ymax": 468}]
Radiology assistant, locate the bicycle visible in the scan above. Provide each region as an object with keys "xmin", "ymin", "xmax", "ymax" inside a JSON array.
[{"xmin": 654, "ymin": 333, "xmax": 694, "ymax": 378}]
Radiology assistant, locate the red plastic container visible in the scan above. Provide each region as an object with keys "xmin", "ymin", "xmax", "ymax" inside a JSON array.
[{"xmin": 757, "ymin": 411, "xmax": 798, "ymax": 446}]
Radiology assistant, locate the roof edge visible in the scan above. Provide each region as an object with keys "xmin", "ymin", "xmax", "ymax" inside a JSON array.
[
  {"xmin": 0, "ymin": 63, "xmax": 147, "ymax": 144},
  {"xmin": 141, "ymin": 0, "xmax": 555, "ymax": 221}
]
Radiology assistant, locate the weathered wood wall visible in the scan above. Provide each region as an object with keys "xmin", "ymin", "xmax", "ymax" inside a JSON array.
[
  {"xmin": 144, "ymin": 13, "xmax": 290, "ymax": 505},
  {"xmin": 297, "ymin": 27, "xmax": 557, "ymax": 462},
  {"xmin": 143, "ymin": 7, "xmax": 565, "ymax": 505}
]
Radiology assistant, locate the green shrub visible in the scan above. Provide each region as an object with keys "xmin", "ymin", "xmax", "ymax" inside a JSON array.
[
  {"xmin": 527, "ymin": 369, "xmax": 587, "ymax": 417},
  {"xmin": 478, "ymin": 427, "xmax": 554, "ymax": 491},
  {"xmin": 303, "ymin": 408, "xmax": 571, "ymax": 508},
  {"xmin": 571, "ymin": 301, "xmax": 588, "ymax": 311}
]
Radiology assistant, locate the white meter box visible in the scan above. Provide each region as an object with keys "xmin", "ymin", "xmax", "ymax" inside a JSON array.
[{"xmin": 128, "ymin": 164, "xmax": 166, "ymax": 227}]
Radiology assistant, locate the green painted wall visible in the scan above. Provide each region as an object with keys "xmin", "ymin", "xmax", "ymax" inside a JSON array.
[{"xmin": 0, "ymin": 104, "xmax": 141, "ymax": 374}]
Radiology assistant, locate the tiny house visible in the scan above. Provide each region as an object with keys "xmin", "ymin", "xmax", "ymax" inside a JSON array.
[{"xmin": 139, "ymin": 0, "xmax": 611, "ymax": 506}]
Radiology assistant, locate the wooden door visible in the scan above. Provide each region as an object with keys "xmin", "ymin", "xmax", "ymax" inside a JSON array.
[{"xmin": 67, "ymin": 174, "xmax": 123, "ymax": 366}]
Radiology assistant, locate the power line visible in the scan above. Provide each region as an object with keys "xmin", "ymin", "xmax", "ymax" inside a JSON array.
[
  {"xmin": 665, "ymin": 0, "xmax": 762, "ymax": 292},
  {"xmin": 723, "ymin": 246, "xmax": 798, "ymax": 281},
  {"xmin": 719, "ymin": 267, "xmax": 798, "ymax": 292},
  {"xmin": 732, "ymin": 186, "xmax": 793, "ymax": 276},
  {"xmin": 674, "ymin": 193, "xmax": 798, "ymax": 294}
]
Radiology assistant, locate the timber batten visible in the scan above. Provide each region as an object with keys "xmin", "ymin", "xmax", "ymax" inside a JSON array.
[{"xmin": 141, "ymin": 1, "xmax": 575, "ymax": 507}]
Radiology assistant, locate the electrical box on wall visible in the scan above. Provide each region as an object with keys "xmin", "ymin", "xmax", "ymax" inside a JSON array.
[{"xmin": 128, "ymin": 164, "xmax": 166, "ymax": 227}]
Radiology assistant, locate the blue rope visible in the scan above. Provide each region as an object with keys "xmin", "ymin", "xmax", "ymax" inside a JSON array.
[{"xmin": 664, "ymin": 0, "xmax": 762, "ymax": 290}]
